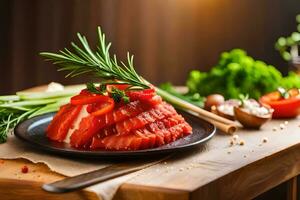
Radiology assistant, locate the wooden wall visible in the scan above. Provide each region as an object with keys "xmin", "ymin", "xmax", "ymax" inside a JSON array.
[{"xmin": 0, "ymin": 0, "xmax": 300, "ymax": 94}]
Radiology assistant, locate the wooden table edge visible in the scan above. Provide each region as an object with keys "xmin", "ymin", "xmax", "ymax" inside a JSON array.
[
  {"xmin": 112, "ymin": 140, "xmax": 300, "ymax": 200},
  {"xmin": 115, "ymin": 183, "xmax": 190, "ymax": 200},
  {"xmin": 2, "ymin": 140, "xmax": 300, "ymax": 200},
  {"xmin": 189, "ymin": 141, "xmax": 300, "ymax": 200},
  {"xmin": 0, "ymin": 178, "xmax": 100, "ymax": 200}
]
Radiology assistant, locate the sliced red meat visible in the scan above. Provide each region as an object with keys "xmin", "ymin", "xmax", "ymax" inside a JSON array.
[
  {"xmin": 144, "ymin": 130, "xmax": 157, "ymax": 148},
  {"xmin": 70, "ymin": 100, "xmax": 151, "ymax": 147},
  {"xmin": 144, "ymin": 115, "xmax": 191, "ymax": 144},
  {"xmin": 70, "ymin": 97, "xmax": 163, "ymax": 147},
  {"xmin": 47, "ymin": 104, "xmax": 82, "ymax": 142},
  {"xmin": 69, "ymin": 115, "xmax": 101, "ymax": 147},
  {"xmin": 156, "ymin": 121, "xmax": 171, "ymax": 143},
  {"xmin": 49, "ymin": 92, "xmax": 192, "ymax": 151},
  {"xmin": 146, "ymin": 122, "xmax": 164, "ymax": 146},
  {"xmin": 100, "ymin": 100, "xmax": 150, "ymax": 127},
  {"xmin": 163, "ymin": 115, "xmax": 184, "ymax": 127},
  {"xmin": 134, "ymin": 130, "xmax": 150, "ymax": 149},
  {"xmin": 130, "ymin": 136, "xmax": 143, "ymax": 150},
  {"xmin": 90, "ymin": 134, "xmax": 143, "ymax": 150},
  {"xmin": 169, "ymin": 124, "xmax": 183, "ymax": 140},
  {"xmin": 114, "ymin": 102, "xmax": 177, "ymax": 135},
  {"xmin": 90, "ymin": 114, "xmax": 192, "ymax": 150},
  {"xmin": 135, "ymin": 128, "xmax": 157, "ymax": 148},
  {"xmin": 102, "ymin": 126, "xmax": 116, "ymax": 137},
  {"xmin": 182, "ymin": 122, "xmax": 193, "ymax": 135}
]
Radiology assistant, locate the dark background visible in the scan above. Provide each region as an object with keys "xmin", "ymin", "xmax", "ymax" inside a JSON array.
[{"xmin": 1, "ymin": 0, "xmax": 300, "ymax": 94}]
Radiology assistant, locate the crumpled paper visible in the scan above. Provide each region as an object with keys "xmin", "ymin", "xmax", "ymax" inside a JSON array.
[{"xmin": 0, "ymin": 134, "xmax": 148, "ymax": 200}]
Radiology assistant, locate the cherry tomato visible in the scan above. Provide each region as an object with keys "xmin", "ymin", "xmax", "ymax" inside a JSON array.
[
  {"xmin": 259, "ymin": 89, "xmax": 300, "ymax": 118},
  {"xmin": 91, "ymin": 98, "xmax": 115, "ymax": 116},
  {"xmin": 71, "ymin": 93, "xmax": 111, "ymax": 105}
]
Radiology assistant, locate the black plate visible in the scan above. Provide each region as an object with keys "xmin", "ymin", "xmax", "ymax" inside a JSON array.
[{"xmin": 14, "ymin": 111, "xmax": 215, "ymax": 158}]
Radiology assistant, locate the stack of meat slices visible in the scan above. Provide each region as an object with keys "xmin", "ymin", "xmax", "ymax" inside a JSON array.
[{"xmin": 47, "ymin": 88, "xmax": 192, "ymax": 151}]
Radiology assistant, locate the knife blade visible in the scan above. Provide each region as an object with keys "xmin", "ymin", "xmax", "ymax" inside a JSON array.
[{"xmin": 42, "ymin": 157, "xmax": 167, "ymax": 193}]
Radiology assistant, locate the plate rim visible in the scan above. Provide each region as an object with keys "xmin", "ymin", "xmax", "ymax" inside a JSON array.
[{"xmin": 14, "ymin": 111, "xmax": 216, "ymax": 157}]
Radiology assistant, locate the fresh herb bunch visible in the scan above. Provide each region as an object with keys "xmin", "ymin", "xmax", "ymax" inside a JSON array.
[
  {"xmin": 40, "ymin": 27, "xmax": 149, "ymax": 90},
  {"xmin": 275, "ymin": 14, "xmax": 300, "ymax": 61},
  {"xmin": 0, "ymin": 86, "xmax": 83, "ymax": 143},
  {"xmin": 0, "ymin": 106, "xmax": 41, "ymax": 143},
  {"xmin": 187, "ymin": 49, "xmax": 300, "ymax": 99}
]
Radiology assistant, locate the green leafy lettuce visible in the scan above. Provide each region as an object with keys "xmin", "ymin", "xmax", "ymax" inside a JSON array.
[{"xmin": 186, "ymin": 49, "xmax": 300, "ymax": 99}]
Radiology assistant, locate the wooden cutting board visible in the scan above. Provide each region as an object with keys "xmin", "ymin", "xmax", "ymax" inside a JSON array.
[{"xmin": 1, "ymin": 85, "xmax": 300, "ymax": 200}]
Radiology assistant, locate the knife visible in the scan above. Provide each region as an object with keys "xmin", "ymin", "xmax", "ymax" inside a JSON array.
[{"xmin": 42, "ymin": 157, "xmax": 167, "ymax": 193}]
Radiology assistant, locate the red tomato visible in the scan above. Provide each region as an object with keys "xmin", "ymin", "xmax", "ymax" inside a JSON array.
[
  {"xmin": 126, "ymin": 88, "xmax": 155, "ymax": 101},
  {"xmin": 91, "ymin": 98, "xmax": 115, "ymax": 116},
  {"xmin": 259, "ymin": 89, "xmax": 300, "ymax": 118},
  {"xmin": 71, "ymin": 93, "xmax": 111, "ymax": 105},
  {"xmin": 106, "ymin": 84, "xmax": 129, "ymax": 92}
]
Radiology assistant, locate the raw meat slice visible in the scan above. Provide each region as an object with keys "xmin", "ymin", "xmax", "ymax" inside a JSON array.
[
  {"xmin": 69, "ymin": 100, "xmax": 152, "ymax": 147},
  {"xmin": 91, "ymin": 134, "xmax": 143, "ymax": 150},
  {"xmin": 90, "ymin": 115, "xmax": 192, "ymax": 150},
  {"xmin": 47, "ymin": 104, "xmax": 82, "ymax": 142},
  {"xmin": 114, "ymin": 102, "xmax": 177, "ymax": 135},
  {"xmin": 99, "ymin": 98, "xmax": 159, "ymax": 127},
  {"xmin": 69, "ymin": 115, "xmax": 101, "ymax": 147}
]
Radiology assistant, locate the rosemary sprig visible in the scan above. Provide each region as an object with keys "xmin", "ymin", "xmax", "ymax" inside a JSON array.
[
  {"xmin": 40, "ymin": 27, "xmax": 149, "ymax": 90},
  {"xmin": 0, "ymin": 107, "xmax": 38, "ymax": 143}
]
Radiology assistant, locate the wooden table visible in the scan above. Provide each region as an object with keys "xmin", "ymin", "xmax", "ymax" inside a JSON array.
[{"xmin": 1, "ymin": 86, "xmax": 300, "ymax": 200}]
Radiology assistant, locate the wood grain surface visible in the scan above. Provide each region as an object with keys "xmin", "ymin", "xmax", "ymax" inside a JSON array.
[
  {"xmin": 120, "ymin": 117, "xmax": 300, "ymax": 200},
  {"xmin": 1, "ymin": 85, "xmax": 300, "ymax": 200},
  {"xmin": 287, "ymin": 177, "xmax": 297, "ymax": 200},
  {"xmin": 0, "ymin": 159, "xmax": 98, "ymax": 200}
]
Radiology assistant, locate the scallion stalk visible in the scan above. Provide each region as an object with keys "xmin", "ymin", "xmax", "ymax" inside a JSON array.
[{"xmin": 0, "ymin": 87, "xmax": 82, "ymax": 143}]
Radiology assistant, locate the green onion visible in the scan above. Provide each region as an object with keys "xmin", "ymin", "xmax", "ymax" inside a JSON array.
[
  {"xmin": 16, "ymin": 85, "xmax": 84, "ymax": 100},
  {"xmin": 0, "ymin": 87, "xmax": 82, "ymax": 143}
]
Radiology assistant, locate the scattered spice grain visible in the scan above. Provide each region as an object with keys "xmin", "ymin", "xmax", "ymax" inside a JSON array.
[
  {"xmin": 232, "ymin": 135, "xmax": 239, "ymax": 141},
  {"xmin": 21, "ymin": 166, "xmax": 29, "ymax": 174},
  {"xmin": 262, "ymin": 137, "xmax": 268, "ymax": 143},
  {"xmin": 239, "ymin": 140, "xmax": 245, "ymax": 146}
]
